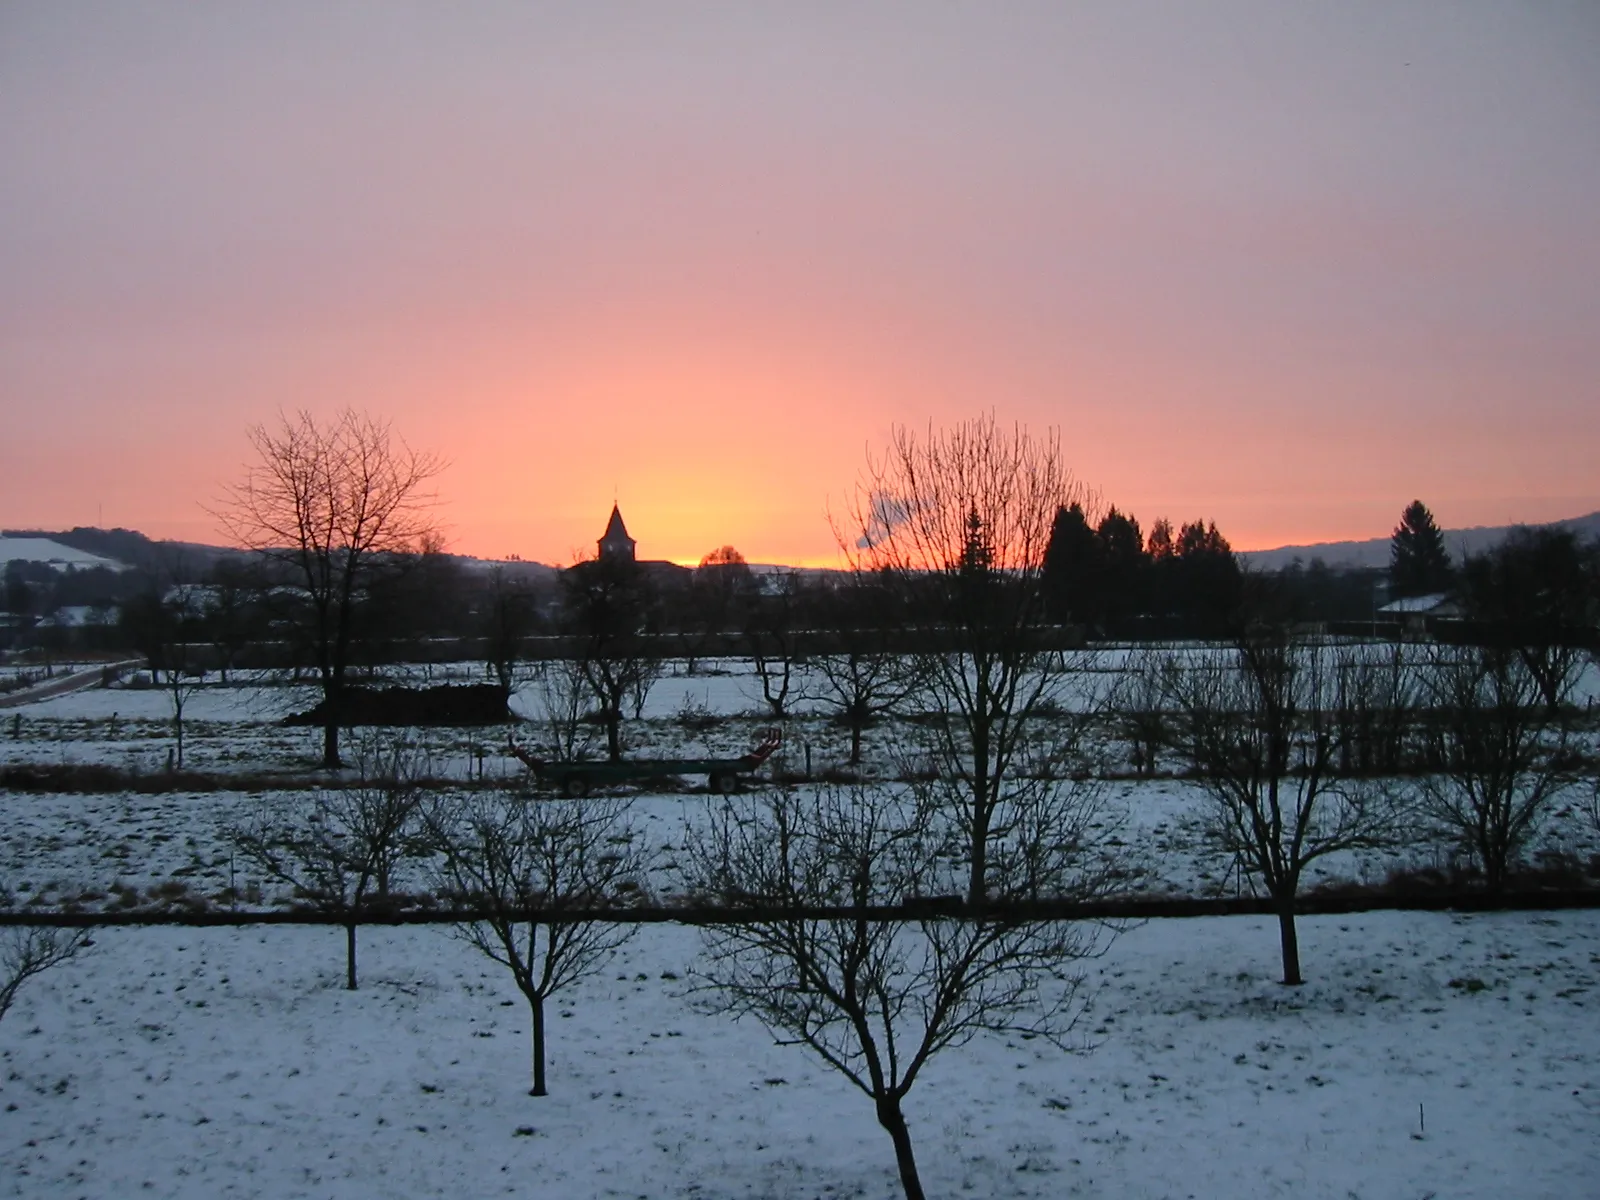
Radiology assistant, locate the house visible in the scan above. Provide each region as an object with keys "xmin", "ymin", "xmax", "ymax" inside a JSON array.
[{"xmin": 1376, "ymin": 592, "xmax": 1462, "ymax": 635}]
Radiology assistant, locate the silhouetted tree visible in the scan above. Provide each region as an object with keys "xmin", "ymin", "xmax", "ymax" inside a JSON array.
[
  {"xmin": 1151, "ymin": 520, "xmax": 1241, "ymax": 635},
  {"xmin": 1163, "ymin": 628, "xmax": 1405, "ymax": 984},
  {"xmin": 744, "ymin": 570, "xmax": 808, "ymax": 719},
  {"xmin": 122, "ymin": 577, "xmax": 206, "ymax": 769},
  {"xmin": 842, "ymin": 416, "xmax": 1099, "ymax": 906},
  {"xmin": 482, "ymin": 564, "xmax": 540, "ymax": 695},
  {"xmin": 1146, "ymin": 518, "xmax": 1175, "ymax": 561},
  {"xmin": 4, "ymin": 563, "xmax": 33, "ymax": 619},
  {"xmin": 808, "ymin": 574, "xmax": 921, "ymax": 765},
  {"xmin": 696, "ymin": 545, "xmax": 753, "ymax": 597},
  {"xmin": 429, "ymin": 792, "xmax": 648, "ymax": 1096},
  {"xmin": 229, "ymin": 736, "xmax": 428, "ymax": 988},
  {"xmin": 1389, "ymin": 500, "xmax": 1452, "ymax": 598},
  {"xmin": 688, "ymin": 783, "xmax": 1111, "ymax": 1200},
  {"xmin": 214, "ymin": 409, "xmax": 444, "ymax": 767},
  {"xmin": 561, "ymin": 556, "xmax": 660, "ymax": 761},
  {"xmin": 1460, "ymin": 527, "xmax": 1594, "ymax": 712},
  {"xmin": 683, "ymin": 546, "xmax": 755, "ymax": 671},
  {"xmin": 0, "ymin": 923, "xmax": 90, "ymax": 1026},
  {"xmin": 1417, "ymin": 643, "xmax": 1577, "ymax": 889},
  {"xmin": 1096, "ymin": 507, "xmax": 1146, "ymax": 629},
  {"xmin": 1042, "ymin": 502, "xmax": 1101, "ymax": 626},
  {"xmin": 204, "ymin": 557, "xmax": 267, "ymax": 683}
]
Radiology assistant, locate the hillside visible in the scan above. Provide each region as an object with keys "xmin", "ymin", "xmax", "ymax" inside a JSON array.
[
  {"xmin": 0, "ymin": 535, "xmax": 128, "ymax": 572},
  {"xmin": 7, "ymin": 510, "xmax": 1598, "ymax": 579},
  {"xmin": 1239, "ymin": 510, "xmax": 1600, "ymax": 571}
]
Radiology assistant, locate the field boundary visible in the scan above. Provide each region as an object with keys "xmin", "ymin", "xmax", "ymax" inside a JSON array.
[{"xmin": 5, "ymin": 888, "xmax": 1600, "ymax": 928}]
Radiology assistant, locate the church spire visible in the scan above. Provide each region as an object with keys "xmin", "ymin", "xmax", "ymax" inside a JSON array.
[{"xmin": 598, "ymin": 504, "xmax": 636, "ymax": 563}]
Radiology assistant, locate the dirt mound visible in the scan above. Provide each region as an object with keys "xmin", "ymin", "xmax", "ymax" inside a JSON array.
[{"xmin": 284, "ymin": 684, "xmax": 513, "ymax": 727}]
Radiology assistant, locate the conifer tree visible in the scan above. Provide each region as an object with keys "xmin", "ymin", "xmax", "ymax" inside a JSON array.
[
  {"xmin": 1041, "ymin": 502, "xmax": 1100, "ymax": 624},
  {"xmin": 1389, "ymin": 500, "xmax": 1452, "ymax": 598}
]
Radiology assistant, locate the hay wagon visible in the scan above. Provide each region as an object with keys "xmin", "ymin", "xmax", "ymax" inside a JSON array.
[{"xmin": 507, "ymin": 727, "xmax": 782, "ymax": 797}]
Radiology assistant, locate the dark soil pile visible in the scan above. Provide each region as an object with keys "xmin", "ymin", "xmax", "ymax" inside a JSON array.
[{"xmin": 285, "ymin": 684, "xmax": 512, "ymax": 727}]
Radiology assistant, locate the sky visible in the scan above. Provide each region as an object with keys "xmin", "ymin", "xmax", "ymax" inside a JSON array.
[{"xmin": 3, "ymin": 3, "xmax": 1598, "ymax": 565}]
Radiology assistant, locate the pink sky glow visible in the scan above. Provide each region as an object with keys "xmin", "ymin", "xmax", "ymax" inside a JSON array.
[{"xmin": 3, "ymin": 4, "xmax": 1597, "ymax": 564}]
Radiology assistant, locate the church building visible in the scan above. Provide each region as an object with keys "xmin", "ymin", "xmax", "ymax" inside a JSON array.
[
  {"xmin": 598, "ymin": 504, "xmax": 636, "ymax": 564},
  {"xmin": 591, "ymin": 505, "xmax": 690, "ymax": 588}
]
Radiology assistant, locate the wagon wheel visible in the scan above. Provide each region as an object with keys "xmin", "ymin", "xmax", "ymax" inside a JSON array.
[
  {"xmin": 709, "ymin": 772, "xmax": 735, "ymax": 795},
  {"xmin": 563, "ymin": 774, "xmax": 590, "ymax": 798}
]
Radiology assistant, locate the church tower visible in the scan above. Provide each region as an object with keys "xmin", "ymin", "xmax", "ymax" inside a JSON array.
[{"xmin": 598, "ymin": 504, "xmax": 637, "ymax": 564}]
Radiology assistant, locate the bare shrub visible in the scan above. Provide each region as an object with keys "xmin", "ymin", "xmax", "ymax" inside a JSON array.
[
  {"xmin": 687, "ymin": 782, "xmax": 1111, "ymax": 1200},
  {"xmin": 1416, "ymin": 643, "xmax": 1578, "ymax": 890},
  {"xmin": 428, "ymin": 792, "xmax": 649, "ymax": 1096},
  {"xmin": 230, "ymin": 736, "xmax": 429, "ymax": 988},
  {"xmin": 0, "ymin": 924, "xmax": 90, "ymax": 1026},
  {"xmin": 1163, "ymin": 631, "xmax": 1406, "ymax": 984}
]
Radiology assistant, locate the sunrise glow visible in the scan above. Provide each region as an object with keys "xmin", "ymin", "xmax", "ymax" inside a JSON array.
[{"xmin": 4, "ymin": 5, "xmax": 1597, "ymax": 561}]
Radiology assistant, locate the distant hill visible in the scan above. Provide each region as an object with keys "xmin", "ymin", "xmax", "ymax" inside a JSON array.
[
  {"xmin": 13, "ymin": 513, "xmax": 1597, "ymax": 580},
  {"xmin": 1240, "ymin": 510, "xmax": 1600, "ymax": 571},
  {"xmin": 0, "ymin": 526, "xmax": 249, "ymax": 572},
  {"xmin": 0, "ymin": 535, "xmax": 129, "ymax": 572},
  {"xmin": 3, "ymin": 526, "xmax": 561, "ymax": 578}
]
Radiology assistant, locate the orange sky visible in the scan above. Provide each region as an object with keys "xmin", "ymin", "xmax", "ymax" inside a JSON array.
[{"xmin": 4, "ymin": 5, "xmax": 1598, "ymax": 564}]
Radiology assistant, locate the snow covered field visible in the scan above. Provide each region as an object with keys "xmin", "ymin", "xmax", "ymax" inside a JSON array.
[
  {"xmin": 3, "ymin": 659, "xmax": 1598, "ymax": 1197},
  {"xmin": 3, "ymin": 912, "xmax": 1597, "ymax": 1199},
  {"xmin": 3, "ymin": 659, "xmax": 1595, "ymax": 908},
  {"xmin": 0, "ymin": 538, "xmax": 125, "ymax": 572}
]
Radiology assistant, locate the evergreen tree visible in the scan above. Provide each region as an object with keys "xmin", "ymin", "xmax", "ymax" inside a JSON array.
[
  {"xmin": 1169, "ymin": 520, "xmax": 1242, "ymax": 634},
  {"xmin": 1096, "ymin": 507, "xmax": 1146, "ymax": 627},
  {"xmin": 1145, "ymin": 518, "xmax": 1175, "ymax": 560},
  {"xmin": 1389, "ymin": 500, "xmax": 1452, "ymax": 598},
  {"xmin": 1041, "ymin": 502, "xmax": 1101, "ymax": 625}
]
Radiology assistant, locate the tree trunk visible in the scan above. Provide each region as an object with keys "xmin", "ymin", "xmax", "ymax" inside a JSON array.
[
  {"xmin": 605, "ymin": 711, "xmax": 621, "ymax": 763},
  {"xmin": 849, "ymin": 720, "xmax": 863, "ymax": 766},
  {"xmin": 345, "ymin": 922, "xmax": 358, "ymax": 990},
  {"xmin": 322, "ymin": 721, "xmax": 341, "ymax": 770},
  {"xmin": 967, "ymin": 800, "xmax": 991, "ymax": 909},
  {"xmin": 875, "ymin": 1095, "xmax": 925, "ymax": 1200},
  {"xmin": 529, "ymin": 992, "xmax": 547, "ymax": 1096},
  {"xmin": 1276, "ymin": 901, "xmax": 1302, "ymax": 986},
  {"xmin": 1482, "ymin": 848, "xmax": 1505, "ymax": 894}
]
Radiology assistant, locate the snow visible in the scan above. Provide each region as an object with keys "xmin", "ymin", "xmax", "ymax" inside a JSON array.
[
  {"xmin": 2, "ymin": 658, "xmax": 1595, "ymax": 903},
  {"xmin": 1377, "ymin": 593, "xmax": 1454, "ymax": 615},
  {"xmin": 2, "ymin": 913, "xmax": 1597, "ymax": 1198},
  {"xmin": 3, "ymin": 658, "xmax": 1599, "ymax": 1196},
  {"xmin": 0, "ymin": 538, "xmax": 125, "ymax": 572}
]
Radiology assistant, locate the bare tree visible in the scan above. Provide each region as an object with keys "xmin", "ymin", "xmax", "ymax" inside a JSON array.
[
  {"xmin": 481, "ymin": 564, "xmax": 540, "ymax": 696},
  {"xmin": 204, "ymin": 556, "xmax": 267, "ymax": 684},
  {"xmin": 123, "ymin": 580, "xmax": 206, "ymax": 770},
  {"xmin": 808, "ymin": 575, "xmax": 922, "ymax": 766},
  {"xmin": 842, "ymin": 416, "xmax": 1094, "ymax": 906},
  {"xmin": 561, "ymin": 556, "xmax": 662, "ymax": 761},
  {"xmin": 744, "ymin": 570, "xmax": 807, "ymax": 719},
  {"xmin": 1163, "ymin": 632, "xmax": 1406, "ymax": 985},
  {"xmin": 688, "ymin": 545, "xmax": 756, "ymax": 674},
  {"xmin": 526, "ymin": 656, "xmax": 595, "ymax": 764},
  {"xmin": 0, "ymin": 924, "xmax": 90, "ymax": 1026},
  {"xmin": 1416, "ymin": 643, "xmax": 1577, "ymax": 890},
  {"xmin": 229, "ymin": 736, "xmax": 428, "ymax": 988},
  {"xmin": 1460, "ymin": 526, "xmax": 1593, "ymax": 714},
  {"xmin": 428, "ymin": 792, "xmax": 648, "ymax": 1096},
  {"xmin": 687, "ymin": 783, "xmax": 1110, "ymax": 1200},
  {"xmin": 214, "ymin": 409, "xmax": 444, "ymax": 767},
  {"xmin": 1112, "ymin": 647, "xmax": 1170, "ymax": 779}
]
